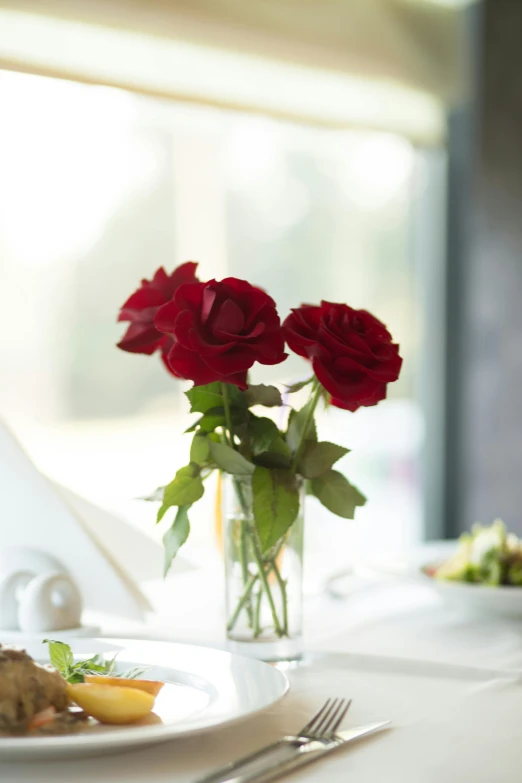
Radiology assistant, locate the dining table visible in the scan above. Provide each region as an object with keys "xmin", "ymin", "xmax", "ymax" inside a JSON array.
[{"xmin": 3, "ymin": 543, "xmax": 522, "ymax": 783}]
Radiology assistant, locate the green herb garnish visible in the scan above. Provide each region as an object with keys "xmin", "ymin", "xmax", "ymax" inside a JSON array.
[{"xmin": 44, "ymin": 640, "xmax": 148, "ymax": 683}]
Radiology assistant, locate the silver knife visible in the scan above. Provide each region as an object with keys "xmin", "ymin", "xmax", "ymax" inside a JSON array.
[{"xmin": 194, "ymin": 721, "xmax": 390, "ymax": 783}]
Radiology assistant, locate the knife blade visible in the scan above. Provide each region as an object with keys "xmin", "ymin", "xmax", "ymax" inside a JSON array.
[{"xmin": 194, "ymin": 720, "xmax": 390, "ymax": 783}]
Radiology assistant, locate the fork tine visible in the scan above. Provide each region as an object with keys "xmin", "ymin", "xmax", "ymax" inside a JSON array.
[
  {"xmin": 313, "ymin": 698, "xmax": 341, "ymax": 736},
  {"xmin": 299, "ymin": 699, "xmax": 331, "ymax": 735},
  {"xmin": 329, "ymin": 699, "xmax": 352, "ymax": 735},
  {"xmin": 316, "ymin": 698, "xmax": 345, "ymax": 736}
]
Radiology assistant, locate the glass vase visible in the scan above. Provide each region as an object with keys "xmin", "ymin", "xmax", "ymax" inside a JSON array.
[{"xmin": 223, "ymin": 473, "xmax": 304, "ymax": 662}]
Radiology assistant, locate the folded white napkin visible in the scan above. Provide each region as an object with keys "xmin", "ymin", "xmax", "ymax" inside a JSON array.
[{"xmin": 0, "ymin": 420, "xmax": 191, "ymax": 622}]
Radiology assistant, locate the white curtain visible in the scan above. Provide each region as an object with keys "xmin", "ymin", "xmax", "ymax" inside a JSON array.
[{"xmin": 0, "ymin": 0, "xmax": 471, "ymax": 143}]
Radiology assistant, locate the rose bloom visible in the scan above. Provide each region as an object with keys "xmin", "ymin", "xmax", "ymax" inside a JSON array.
[
  {"xmin": 117, "ymin": 263, "xmax": 199, "ymax": 373},
  {"xmin": 154, "ymin": 277, "xmax": 287, "ymax": 388},
  {"xmin": 283, "ymin": 301, "xmax": 402, "ymax": 411}
]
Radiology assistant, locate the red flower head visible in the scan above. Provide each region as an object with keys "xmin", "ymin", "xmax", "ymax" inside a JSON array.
[
  {"xmin": 283, "ymin": 301, "xmax": 402, "ymax": 411},
  {"xmin": 117, "ymin": 262, "xmax": 199, "ymax": 374},
  {"xmin": 154, "ymin": 277, "xmax": 287, "ymax": 389}
]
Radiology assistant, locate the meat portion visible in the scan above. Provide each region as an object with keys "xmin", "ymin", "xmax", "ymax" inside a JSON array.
[{"xmin": 0, "ymin": 645, "xmax": 68, "ymax": 733}]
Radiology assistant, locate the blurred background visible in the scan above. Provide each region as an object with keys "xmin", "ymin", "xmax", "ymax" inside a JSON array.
[{"xmin": 1, "ymin": 0, "xmax": 513, "ymax": 572}]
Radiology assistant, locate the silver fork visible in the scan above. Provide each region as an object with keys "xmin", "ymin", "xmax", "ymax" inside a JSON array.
[
  {"xmin": 297, "ymin": 697, "xmax": 352, "ymax": 739},
  {"xmin": 195, "ymin": 698, "xmax": 353, "ymax": 783}
]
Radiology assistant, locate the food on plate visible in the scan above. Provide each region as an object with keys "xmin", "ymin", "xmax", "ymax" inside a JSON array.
[
  {"xmin": 428, "ymin": 519, "xmax": 522, "ymax": 586},
  {"xmin": 0, "ymin": 640, "xmax": 163, "ymax": 736},
  {"xmin": 67, "ymin": 683, "xmax": 155, "ymax": 724},
  {"xmin": 84, "ymin": 675, "xmax": 164, "ymax": 697},
  {"xmin": 0, "ymin": 645, "xmax": 69, "ymax": 733}
]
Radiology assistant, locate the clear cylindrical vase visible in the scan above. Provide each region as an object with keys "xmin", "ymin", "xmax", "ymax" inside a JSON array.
[{"xmin": 223, "ymin": 473, "xmax": 304, "ymax": 662}]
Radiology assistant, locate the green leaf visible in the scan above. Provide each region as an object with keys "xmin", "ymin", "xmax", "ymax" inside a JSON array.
[
  {"xmin": 209, "ymin": 441, "xmax": 255, "ymax": 475},
  {"xmin": 43, "ymin": 641, "xmax": 125, "ymax": 683},
  {"xmin": 310, "ymin": 470, "xmax": 366, "ymax": 519},
  {"xmin": 157, "ymin": 465, "xmax": 204, "ymax": 522},
  {"xmin": 67, "ymin": 671, "xmax": 86, "ymax": 684},
  {"xmin": 299, "ymin": 441, "xmax": 350, "ymax": 479},
  {"xmin": 119, "ymin": 665, "xmax": 151, "ymax": 679},
  {"xmin": 245, "ymin": 384, "xmax": 283, "ymax": 408},
  {"xmin": 252, "ymin": 467, "xmax": 299, "ymax": 551},
  {"xmin": 140, "ymin": 486, "xmax": 165, "ymax": 502},
  {"xmin": 185, "ymin": 408, "xmax": 226, "ymax": 433},
  {"xmin": 249, "ymin": 416, "xmax": 280, "ymax": 455},
  {"xmin": 185, "ymin": 383, "xmax": 223, "ymax": 414},
  {"xmin": 254, "ymin": 451, "xmax": 291, "ymax": 469},
  {"xmin": 44, "ymin": 639, "xmax": 73, "ymax": 677},
  {"xmin": 253, "ymin": 436, "xmax": 292, "ymax": 468},
  {"xmin": 286, "ymin": 401, "xmax": 317, "ymax": 451},
  {"xmin": 162, "ymin": 505, "xmax": 191, "ymax": 576},
  {"xmin": 190, "ymin": 433, "xmax": 210, "ymax": 464},
  {"xmin": 285, "ymin": 377, "xmax": 314, "ymax": 394}
]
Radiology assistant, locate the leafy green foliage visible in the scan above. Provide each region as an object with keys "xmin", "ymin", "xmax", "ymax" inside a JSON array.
[
  {"xmin": 185, "ymin": 382, "xmax": 246, "ymax": 415},
  {"xmin": 44, "ymin": 640, "xmax": 149, "ymax": 682},
  {"xmin": 254, "ymin": 451, "xmax": 291, "ymax": 469},
  {"xmin": 190, "ymin": 433, "xmax": 210, "ymax": 464},
  {"xmin": 310, "ymin": 470, "xmax": 366, "ymax": 518},
  {"xmin": 245, "ymin": 384, "xmax": 283, "ymax": 408},
  {"xmin": 141, "ymin": 486, "xmax": 165, "ymax": 502},
  {"xmin": 46, "ymin": 638, "xmax": 73, "ymax": 674},
  {"xmin": 286, "ymin": 401, "xmax": 317, "ymax": 452},
  {"xmin": 285, "ymin": 378, "xmax": 314, "ymax": 394},
  {"xmin": 186, "ymin": 404, "xmax": 247, "ymax": 434},
  {"xmin": 185, "ymin": 409, "xmax": 226, "ymax": 433},
  {"xmin": 252, "ymin": 466, "xmax": 299, "ymax": 551},
  {"xmin": 249, "ymin": 416, "xmax": 280, "ymax": 455},
  {"xmin": 44, "ymin": 640, "xmax": 116, "ymax": 683},
  {"xmin": 298, "ymin": 441, "xmax": 350, "ymax": 479},
  {"xmin": 163, "ymin": 505, "xmax": 191, "ymax": 576},
  {"xmin": 119, "ymin": 665, "xmax": 151, "ymax": 680},
  {"xmin": 185, "ymin": 383, "xmax": 224, "ymax": 414},
  {"xmin": 209, "ymin": 441, "xmax": 255, "ymax": 475},
  {"xmin": 157, "ymin": 465, "xmax": 204, "ymax": 522}
]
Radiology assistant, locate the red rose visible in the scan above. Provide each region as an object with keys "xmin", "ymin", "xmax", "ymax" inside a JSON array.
[
  {"xmin": 154, "ymin": 277, "xmax": 287, "ymax": 389},
  {"xmin": 117, "ymin": 262, "xmax": 199, "ymax": 374},
  {"xmin": 283, "ymin": 301, "xmax": 402, "ymax": 411}
]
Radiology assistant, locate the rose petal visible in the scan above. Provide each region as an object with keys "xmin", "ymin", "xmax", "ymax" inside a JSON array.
[
  {"xmin": 120, "ymin": 286, "xmax": 167, "ymax": 313},
  {"xmin": 166, "ymin": 343, "xmax": 221, "ymax": 385},
  {"xmin": 174, "ymin": 282, "xmax": 205, "ymax": 312},
  {"xmin": 154, "ymin": 300, "xmax": 180, "ymax": 334},
  {"xmin": 201, "ymin": 286, "xmax": 218, "ymax": 324},
  {"xmin": 202, "ymin": 350, "xmax": 256, "ymax": 375},
  {"xmin": 163, "ymin": 262, "xmax": 199, "ymax": 298},
  {"xmin": 117, "ymin": 323, "xmax": 164, "ymax": 354},
  {"xmin": 216, "ymin": 321, "xmax": 265, "ymax": 341},
  {"xmin": 331, "ymin": 383, "xmax": 387, "ymax": 411},
  {"xmin": 212, "ymin": 298, "xmax": 245, "ymax": 335}
]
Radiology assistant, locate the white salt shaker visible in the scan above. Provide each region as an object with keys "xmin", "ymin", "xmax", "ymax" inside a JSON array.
[{"xmin": 17, "ymin": 571, "xmax": 83, "ymax": 633}]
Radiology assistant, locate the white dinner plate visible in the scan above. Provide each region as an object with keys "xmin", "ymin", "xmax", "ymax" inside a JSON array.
[{"xmin": 0, "ymin": 638, "xmax": 289, "ymax": 760}]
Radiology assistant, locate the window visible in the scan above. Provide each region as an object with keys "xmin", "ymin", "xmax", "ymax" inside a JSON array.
[{"xmin": 0, "ymin": 69, "xmax": 443, "ymax": 563}]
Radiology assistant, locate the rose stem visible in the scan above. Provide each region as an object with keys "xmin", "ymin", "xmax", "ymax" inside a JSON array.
[
  {"xmin": 227, "ymin": 538, "xmax": 287, "ymax": 632},
  {"xmin": 221, "ymin": 382, "xmax": 285, "ymax": 637},
  {"xmin": 221, "ymin": 382, "xmax": 255, "ymax": 628},
  {"xmin": 271, "ymin": 560, "xmax": 288, "ymax": 636},
  {"xmin": 227, "ymin": 571, "xmax": 258, "ymax": 631},
  {"xmin": 221, "ymin": 383, "xmax": 234, "ymax": 448},
  {"xmin": 251, "ymin": 534, "xmax": 284, "ymax": 636},
  {"xmin": 253, "ymin": 587, "xmax": 263, "ymax": 637},
  {"xmin": 290, "ymin": 379, "xmax": 322, "ymax": 473}
]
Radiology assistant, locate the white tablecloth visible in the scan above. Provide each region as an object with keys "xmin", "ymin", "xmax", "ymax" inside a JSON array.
[{"xmin": 4, "ymin": 549, "xmax": 522, "ymax": 782}]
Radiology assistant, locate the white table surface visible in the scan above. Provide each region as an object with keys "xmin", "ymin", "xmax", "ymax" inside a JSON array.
[{"xmin": 4, "ymin": 546, "xmax": 522, "ymax": 782}]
